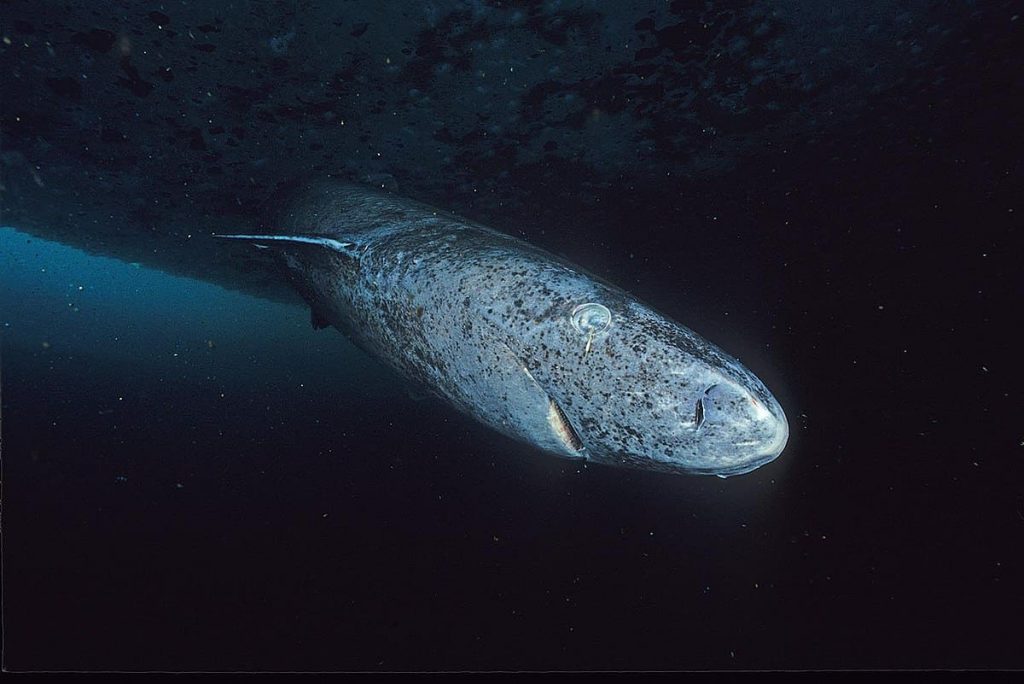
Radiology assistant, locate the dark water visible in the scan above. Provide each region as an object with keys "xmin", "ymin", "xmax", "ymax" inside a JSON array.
[{"xmin": 2, "ymin": 0, "xmax": 1021, "ymax": 672}]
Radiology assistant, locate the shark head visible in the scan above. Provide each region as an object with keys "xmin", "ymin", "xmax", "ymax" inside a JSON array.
[{"xmin": 503, "ymin": 289, "xmax": 789, "ymax": 477}]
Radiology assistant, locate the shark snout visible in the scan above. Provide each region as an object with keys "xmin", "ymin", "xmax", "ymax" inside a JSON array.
[
  {"xmin": 694, "ymin": 381, "xmax": 789, "ymax": 476},
  {"xmin": 743, "ymin": 395, "xmax": 789, "ymax": 465}
]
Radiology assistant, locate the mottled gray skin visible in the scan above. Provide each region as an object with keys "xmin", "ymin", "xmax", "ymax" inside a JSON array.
[{"xmin": 239, "ymin": 181, "xmax": 788, "ymax": 476}]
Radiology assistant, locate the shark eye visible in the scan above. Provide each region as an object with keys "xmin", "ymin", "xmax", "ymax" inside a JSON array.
[{"xmin": 571, "ymin": 302, "xmax": 612, "ymax": 335}]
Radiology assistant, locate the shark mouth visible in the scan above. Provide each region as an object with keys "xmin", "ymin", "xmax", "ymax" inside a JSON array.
[{"xmin": 546, "ymin": 398, "xmax": 585, "ymax": 453}]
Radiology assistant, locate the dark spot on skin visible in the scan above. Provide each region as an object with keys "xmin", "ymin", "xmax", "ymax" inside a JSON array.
[
  {"xmin": 416, "ymin": 306, "xmax": 424, "ymax": 318},
  {"xmin": 350, "ymin": 22, "xmax": 370, "ymax": 37},
  {"xmin": 148, "ymin": 11, "xmax": 171, "ymax": 25}
]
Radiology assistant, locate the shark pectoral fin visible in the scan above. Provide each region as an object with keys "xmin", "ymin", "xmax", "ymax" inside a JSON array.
[
  {"xmin": 213, "ymin": 233, "xmax": 362, "ymax": 258},
  {"xmin": 509, "ymin": 356, "xmax": 587, "ymax": 460},
  {"xmin": 466, "ymin": 324, "xmax": 587, "ymax": 460},
  {"xmin": 545, "ymin": 394, "xmax": 585, "ymax": 453}
]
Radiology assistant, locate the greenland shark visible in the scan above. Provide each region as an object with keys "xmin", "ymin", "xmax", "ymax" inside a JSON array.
[
  {"xmin": 217, "ymin": 182, "xmax": 788, "ymax": 476},
  {"xmin": 3, "ymin": 0, "xmax": 973, "ymax": 480}
]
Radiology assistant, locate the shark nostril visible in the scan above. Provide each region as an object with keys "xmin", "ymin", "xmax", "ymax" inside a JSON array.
[{"xmin": 694, "ymin": 397, "xmax": 705, "ymax": 429}]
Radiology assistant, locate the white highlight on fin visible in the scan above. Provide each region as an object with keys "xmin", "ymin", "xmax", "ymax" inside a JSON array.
[{"xmin": 213, "ymin": 233, "xmax": 356, "ymax": 254}]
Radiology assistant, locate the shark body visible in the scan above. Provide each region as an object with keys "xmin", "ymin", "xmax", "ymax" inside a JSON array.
[{"xmin": 218, "ymin": 181, "xmax": 788, "ymax": 476}]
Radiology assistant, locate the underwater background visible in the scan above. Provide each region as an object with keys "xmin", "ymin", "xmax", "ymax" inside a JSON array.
[{"xmin": 1, "ymin": 0, "xmax": 1021, "ymax": 671}]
